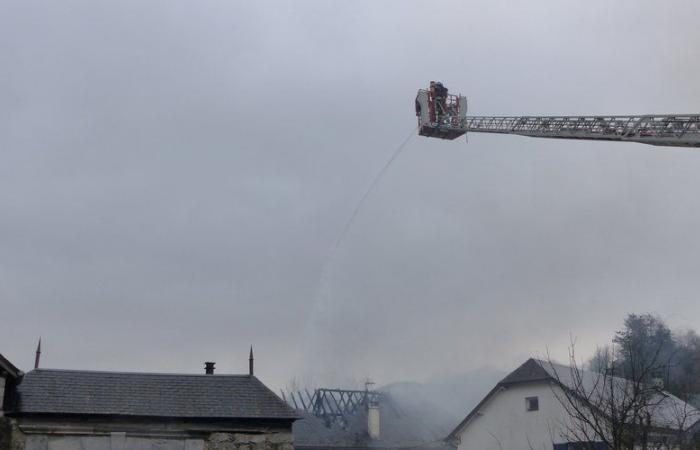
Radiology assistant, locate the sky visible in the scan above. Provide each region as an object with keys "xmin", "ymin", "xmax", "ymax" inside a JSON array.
[{"xmin": 1, "ymin": 0, "xmax": 700, "ymax": 392}]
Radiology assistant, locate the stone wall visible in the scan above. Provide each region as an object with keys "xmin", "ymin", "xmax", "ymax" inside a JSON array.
[
  {"xmin": 6, "ymin": 429, "xmax": 293, "ymax": 450},
  {"xmin": 205, "ymin": 432, "xmax": 294, "ymax": 450},
  {"xmin": 0, "ymin": 418, "xmax": 25, "ymax": 450}
]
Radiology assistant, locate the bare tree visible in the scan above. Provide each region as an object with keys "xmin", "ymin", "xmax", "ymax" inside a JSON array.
[
  {"xmin": 587, "ymin": 345, "xmax": 613, "ymax": 374},
  {"xmin": 546, "ymin": 338, "xmax": 699, "ymax": 450}
]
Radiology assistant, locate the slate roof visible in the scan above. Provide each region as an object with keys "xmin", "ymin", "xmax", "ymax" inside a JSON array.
[{"xmin": 12, "ymin": 369, "xmax": 298, "ymax": 420}]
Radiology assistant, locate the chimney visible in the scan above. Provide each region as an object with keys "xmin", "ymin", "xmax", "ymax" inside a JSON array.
[
  {"xmin": 249, "ymin": 346, "xmax": 254, "ymax": 376},
  {"xmin": 204, "ymin": 362, "xmax": 215, "ymax": 375},
  {"xmin": 368, "ymin": 399, "xmax": 380, "ymax": 439},
  {"xmin": 34, "ymin": 338, "xmax": 41, "ymax": 369}
]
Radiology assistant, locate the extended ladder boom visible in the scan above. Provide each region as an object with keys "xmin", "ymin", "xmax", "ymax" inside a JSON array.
[
  {"xmin": 415, "ymin": 86, "xmax": 700, "ymax": 148},
  {"xmin": 464, "ymin": 115, "xmax": 700, "ymax": 148}
]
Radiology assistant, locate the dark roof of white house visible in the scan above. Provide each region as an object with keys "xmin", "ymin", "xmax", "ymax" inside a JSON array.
[
  {"xmin": 498, "ymin": 358, "xmax": 551, "ymax": 385},
  {"xmin": 11, "ymin": 369, "xmax": 298, "ymax": 420}
]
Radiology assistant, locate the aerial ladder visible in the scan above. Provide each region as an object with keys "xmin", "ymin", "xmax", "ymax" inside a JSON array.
[{"xmin": 415, "ymin": 82, "xmax": 700, "ymax": 148}]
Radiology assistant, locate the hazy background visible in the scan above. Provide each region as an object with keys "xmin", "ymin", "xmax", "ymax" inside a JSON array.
[{"xmin": 1, "ymin": 0, "xmax": 699, "ymax": 403}]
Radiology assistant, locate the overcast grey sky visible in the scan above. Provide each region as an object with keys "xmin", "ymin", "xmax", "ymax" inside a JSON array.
[{"xmin": 1, "ymin": 0, "xmax": 699, "ymax": 390}]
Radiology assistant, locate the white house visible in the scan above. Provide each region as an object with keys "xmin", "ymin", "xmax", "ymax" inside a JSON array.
[{"xmin": 447, "ymin": 359, "xmax": 700, "ymax": 450}]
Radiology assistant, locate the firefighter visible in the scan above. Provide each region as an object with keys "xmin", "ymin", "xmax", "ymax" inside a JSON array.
[
  {"xmin": 434, "ymin": 82, "xmax": 448, "ymax": 124},
  {"xmin": 428, "ymin": 81, "xmax": 437, "ymax": 124}
]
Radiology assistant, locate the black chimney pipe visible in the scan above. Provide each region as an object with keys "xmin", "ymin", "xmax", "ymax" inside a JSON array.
[{"xmin": 204, "ymin": 361, "xmax": 215, "ymax": 375}]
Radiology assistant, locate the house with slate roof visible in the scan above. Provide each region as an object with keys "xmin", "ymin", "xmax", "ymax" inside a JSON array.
[
  {"xmin": 447, "ymin": 359, "xmax": 700, "ymax": 450},
  {"xmin": 0, "ymin": 352, "xmax": 298, "ymax": 450}
]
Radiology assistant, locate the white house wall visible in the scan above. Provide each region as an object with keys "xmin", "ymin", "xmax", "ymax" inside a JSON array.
[{"xmin": 456, "ymin": 381, "xmax": 573, "ymax": 450}]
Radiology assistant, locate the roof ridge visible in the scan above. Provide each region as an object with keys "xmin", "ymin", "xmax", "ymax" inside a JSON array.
[
  {"xmin": 29, "ymin": 368, "xmax": 252, "ymax": 377},
  {"xmin": 498, "ymin": 358, "xmax": 551, "ymax": 385}
]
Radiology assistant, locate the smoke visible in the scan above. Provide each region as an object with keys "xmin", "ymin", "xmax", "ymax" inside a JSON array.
[{"xmin": 1, "ymin": 0, "xmax": 699, "ymax": 394}]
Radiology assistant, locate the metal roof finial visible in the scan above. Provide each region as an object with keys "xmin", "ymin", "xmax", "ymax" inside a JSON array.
[
  {"xmin": 34, "ymin": 337, "xmax": 41, "ymax": 369},
  {"xmin": 249, "ymin": 345, "xmax": 254, "ymax": 376}
]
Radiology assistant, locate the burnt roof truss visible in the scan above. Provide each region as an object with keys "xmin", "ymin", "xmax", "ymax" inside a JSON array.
[{"xmin": 283, "ymin": 388, "xmax": 382, "ymax": 428}]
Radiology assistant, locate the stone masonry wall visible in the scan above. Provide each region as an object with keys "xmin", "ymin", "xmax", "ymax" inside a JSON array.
[
  {"xmin": 0, "ymin": 418, "xmax": 25, "ymax": 450},
  {"xmin": 205, "ymin": 432, "xmax": 294, "ymax": 450},
  {"xmin": 2, "ymin": 428, "xmax": 292, "ymax": 450}
]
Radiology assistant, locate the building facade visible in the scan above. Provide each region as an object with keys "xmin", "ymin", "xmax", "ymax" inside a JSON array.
[{"xmin": 448, "ymin": 359, "xmax": 700, "ymax": 450}]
